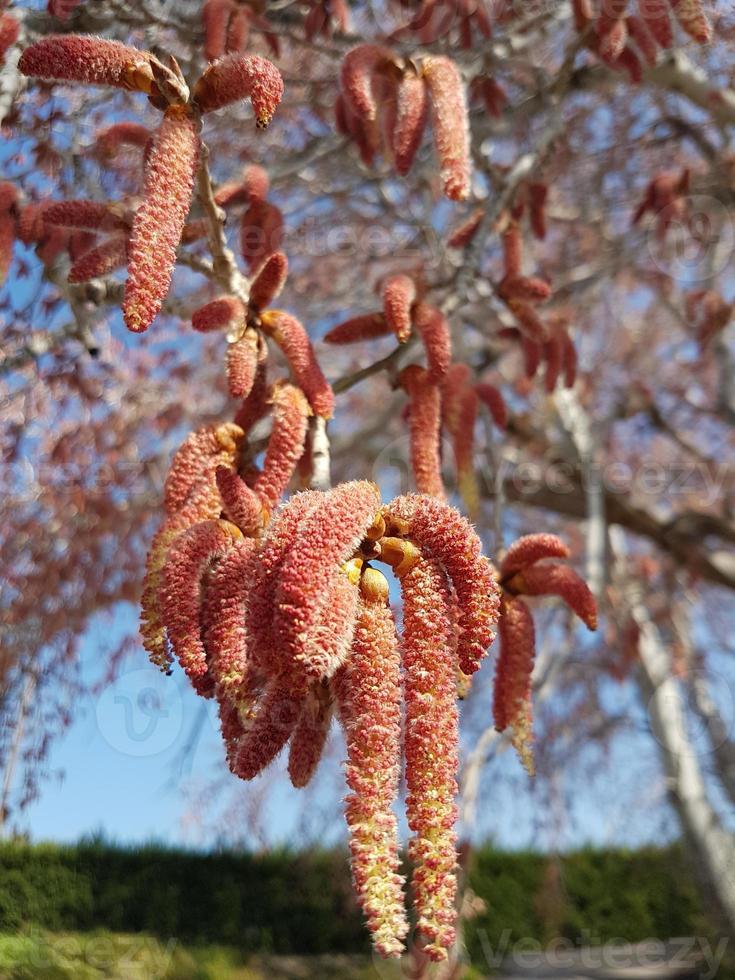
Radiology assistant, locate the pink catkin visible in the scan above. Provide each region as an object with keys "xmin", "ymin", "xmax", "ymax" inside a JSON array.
[
  {"xmin": 500, "ymin": 533, "xmax": 570, "ymax": 579},
  {"xmin": 447, "ymin": 209, "xmax": 484, "ymax": 249},
  {"xmin": 0, "ymin": 14, "xmax": 19, "ymax": 64},
  {"xmin": 193, "ymin": 53, "xmax": 284, "ymax": 126},
  {"xmin": 639, "ymin": 0, "xmax": 673, "ymax": 48},
  {"xmin": 340, "ymin": 44, "xmax": 392, "ymax": 120},
  {"xmin": 475, "ymin": 382, "xmax": 507, "ymax": 429},
  {"xmin": 287, "ymin": 688, "xmax": 334, "ymax": 788},
  {"xmin": 43, "ymin": 199, "xmax": 129, "ymax": 232},
  {"xmin": 290, "ymin": 570, "xmax": 361, "ymax": 688},
  {"xmin": 254, "ymin": 383, "xmax": 311, "ymax": 510},
  {"xmin": 240, "ymin": 199, "xmax": 284, "ymax": 270},
  {"xmin": 627, "ymin": 15, "xmax": 659, "ymax": 66},
  {"xmin": 124, "ymin": 107, "xmax": 200, "ymax": 333},
  {"xmin": 192, "ymin": 296, "xmax": 246, "ymax": 334},
  {"xmin": 392, "ymin": 73, "xmax": 429, "ymax": 176},
  {"xmin": 382, "ymin": 274, "xmax": 416, "ymax": 342},
  {"xmin": 260, "ymin": 310, "xmax": 334, "ymax": 418},
  {"xmin": 215, "ymin": 465, "xmax": 264, "ymax": 536},
  {"xmin": 413, "ymin": 302, "xmax": 452, "ymax": 382},
  {"xmin": 93, "ymin": 121, "xmax": 151, "ymax": 158},
  {"xmin": 216, "ymin": 164, "xmax": 271, "ymax": 207},
  {"xmin": 333, "ymin": 574, "xmax": 408, "ymax": 958},
  {"xmin": 249, "ymin": 251, "xmax": 288, "ymax": 311},
  {"xmin": 400, "ymin": 555, "xmax": 459, "ymax": 961},
  {"xmin": 422, "ymin": 55, "xmax": 471, "ymax": 201},
  {"xmin": 226, "ymin": 5, "xmax": 251, "ymax": 52},
  {"xmin": 163, "ymin": 422, "xmax": 243, "ymax": 515},
  {"xmin": 203, "ymin": 0, "xmax": 233, "ymax": 60},
  {"xmin": 323, "ymin": 312, "xmax": 392, "ymax": 345},
  {"xmin": 452, "ymin": 384, "xmax": 480, "ymax": 520},
  {"xmin": 400, "ymin": 365, "xmax": 444, "ymax": 499},
  {"xmin": 493, "ymin": 596, "xmax": 536, "ymax": 773},
  {"xmin": 19, "ymin": 34, "xmax": 155, "ymax": 91},
  {"xmin": 159, "ymin": 519, "xmax": 243, "ymax": 684},
  {"xmin": 543, "ymin": 332, "xmax": 563, "ymax": 392},
  {"xmin": 507, "ymin": 299, "xmax": 548, "ymax": 344},
  {"xmin": 499, "ymin": 275, "xmax": 552, "ymax": 303},
  {"xmin": 274, "ymin": 482, "xmax": 381, "ymax": 675},
  {"xmin": 0, "ymin": 212, "xmax": 14, "ymax": 284},
  {"xmin": 384, "ymin": 494, "xmax": 501, "ymax": 675},
  {"xmin": 201, "ymin": 537, "xmax": 258, "ymax": 698},
  {"xmin": 226, "ymin": 332, "xmax": 259, "ymax": 398},
  {"xmin": 234, "ymin": 366, "xmax": 270, "ymax": 433},
  {"xmin": 245, "ymin": 491, "xmax": 323, "ymax": 674},
  {"xmin": 68, "ymin": 236, "xmax": 128, "ymax": 283},
  {"xmin": 502, "ymin": 221, "xmax": 523, "ymax": 278},
  {"xmin": 513, "ymin": 563, "xmax": 598, "ymax": 630},
  {"xmin": 233, "ymin": 676, "xmax": 304, "ymax": 779}
]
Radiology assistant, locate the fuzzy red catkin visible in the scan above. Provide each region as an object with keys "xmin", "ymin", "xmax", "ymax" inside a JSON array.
[
  {"xmin": 383, "ymin": 494, "xmax": 501, "ymax": 675},
  {"xmin": 413, "ymin": 301, "xmax": 452, "ymax": 382},
  {"xmin": 249, "ymin": 251, "xmax": 288, "ymax": 311},
  {"xmin": 543, "ymin": 332, "xmax": 563, "ymax": 393},
  {"xmin": 245, "ymin": 490, "xmax": 323, "ymax": 674},
  {"xmin": 193, "ymin": 53, "xmax": 284, "ymax": 126},
  {"xmin": 323, "ymin": 312, "xmax": 392, "ymax": 345},
  {"xmin": 233, "ymin": 676, "xmax": 305, "ymax": 779},
  {"xmin": 124, "ymin": 106, "xmax": 200, "ymax": 333},
  {"xmin": 203, "ymin": 0, "xmax": 234, "ymax": 60},
  {"xmin": 192, "ymin": 296, "xmax": 246, "ymax": 335},
  {"xmin": 201, "ymin": 537, "xmax": 258, "ymax": 699},
  {"xmin": 639, "ymin": 0, "xmax": 674, "ymax": 48},
  {"xmin": 287, "ymin": 687, "xmax": 334, "ymax": 788},
  {"xmin": 0, "ymin": 14, "xmax": 19, "ymax": 64},
  {"xmin": 253, "ymin": 383, "xmax": 311, "ymax": 510},
  {"xmin": 68, "ymin": 236, "xmax": 128, "ymax": 283},
  {"xmin": 234, "ymin": 366, "xmax": 270, "ymax": 433},
  {"xmin": 499, "ymin": 275, "xmax": 552, "ymax": 303},
  {"xmin": 392, "ymin": 72, "xmax": 429, "ymax": 176},
  {"xmin": 259, "ymin": 310, "xmax": 334, "ymax": 418},
  {"xmin": 500, "ymin": 534, "xmax": 569, "ymax": 580},
  {"xmin": 0, "ymin": 212, "xmax": 14, "ymax": 285},
  {"xmin": 240, "ymin": 199, "xmax": 284, "ymax": 270},
  {"xmin": 502, "ymin": 220, "xmax": 523, "ymax": 278},
  {"xmin": 19, "ymin": 34, "xmax": 155, "ymax": 92},
  {"xmin": 216, "ymin": 164, "xmax": 271, "ymax": 208},
  {"xmin": 159, "ymin": 518, "xmax": 244, "ymax": 684},
  {"xmin": 507, "ymin": 299, "xmax": 548, "ymax": 344},
  {"xmin": 447, "ymin": 208, "xmax": 484, "ymax": 249},
  {"xmin": 452, "ymin": 384, "xmax": 480, "ymax": 520},
  {"xmin": 215, "ymin": 465, "xmax": 264, "ymax": 537},
  {"xmin": 512, "ymin": 562, "xmax": 598, "ymax": 630},
  {"xmin": 401, "ymin": 555, "xmax": 459, "ymax": 961},
  {"xmin": 275, "ymin": 481, "xmax": 382, "ymax": 677},
  {"xmin": 226, "ymin": 331, "xmax": 259, "ymax": 399},
  {"xmin": 334, "ymin": 572, "xmax": 408, "ymax": 958},
  {"xmin": 382, "ymin": 274, "xmax": 416, "ymax": 342},
  {"xmin": 493, "ymin": 595, "xmax": 536, "ymax": 774},
  {"xmin": 290, "ymin": 569, "xmax": 361, "ymax": 689},
  {"xmin": 44, "ymin": 199, "xmax": 130, "ymax": 232},
  {"xmin": 475, "ymin": 382, "xmax": 507, "ymax": 430},
  {"xmin": 422, "ymin": 55, "xmax": 471, "ymax": 201},
  {"xmin": 626, "ymin": 15, "xmax": 659, "ymax": 66},
  {"xmin": 528, "ymin": 182, "xmax": 548, "ymax": 240},
  {"xmin": 226, "ymin": 5, "xmax": 252, "ymax": 52},
  {"xmin": 340, "ymin": 44, "xmax": 392, "ymax": 120},
  {"xmin": 400, "ymin": 365, "xmax": 444, "ymax": 499},
  {"xmin": 164, "ymin": 422, "xmax": 243, "ymax": 515},
  {"xmin": 93, "ymin": 122, "xmax": 151, "ymax": 158}
]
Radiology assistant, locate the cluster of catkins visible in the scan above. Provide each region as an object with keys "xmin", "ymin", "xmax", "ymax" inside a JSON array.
[
  {"xmin": 18, "ymin": 33, "xmax": 285, "ymax": 332},
  {"xmin": 573, "ymin": 0, "xmax": 712, "ymax": 82},
  {"xmin": 337, "ymin": 44, "xmax": 471, "ymax": 200},
  {"xmin": 324, "ymin": 273, "xmax": 507, "ymax": 518},
  {"xmin": 448, "ymin": 192, "xmax": 579, "ymax": 393},
  {"xmin": 144, "ymin": 396, "xmax": 596, "ymax": 960}
]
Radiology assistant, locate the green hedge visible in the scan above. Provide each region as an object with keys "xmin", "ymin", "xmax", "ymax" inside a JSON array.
[{"xmin": 0, "ymin": 840, "xmax": 712, "ymax": 956}]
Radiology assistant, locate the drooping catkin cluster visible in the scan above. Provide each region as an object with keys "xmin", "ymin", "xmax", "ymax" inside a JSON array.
[
  {"xmin": 337, "ymin": 45, "xmax": 471, "ymax": 200},
  {"xmin": 19, "ymin": 34, "xmax": 284, "ymax": 332},
  {"xmin": 324, "ymin": 273, "xmax": 507, "ymax": 513},
  {"xmin": 685, "ymin": 289, "xmax": 734, "ymax": 349},
  {"xmin": 573, "ymin": 0, "xmax": 712, "ymax": 82},
  {"xmin": 144, "ymin": 401, "xmax": 504, "ymax": 960},
  {"xmin": 494, "ymin": 534, "xmax": 598, "ymax": 774},
  {"xmin": 390, "ymin": 0, "xmax": 496, "ymax": 47}
]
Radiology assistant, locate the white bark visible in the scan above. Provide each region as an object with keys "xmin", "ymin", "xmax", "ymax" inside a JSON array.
[{"xmin": 611, "ymin": 528, "xmax": 735, "ymax": 933}]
